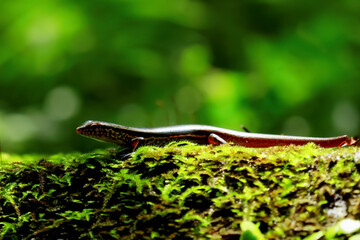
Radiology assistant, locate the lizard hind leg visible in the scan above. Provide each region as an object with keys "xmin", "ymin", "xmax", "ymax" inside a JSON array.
[
  {"xmin": 115, "ymin": 137, "xmax": 145, "ymax": 160},
  {"xmin": 208, "ymin": 133, "xmax": 227, "ymax": 145},
  {"xmin": 131, "ymin": 137, "xmax": 145, "ymax": 151},
  {"xmin": 340, "ymin": 137, "xmax": 358, "ymax": 147}
]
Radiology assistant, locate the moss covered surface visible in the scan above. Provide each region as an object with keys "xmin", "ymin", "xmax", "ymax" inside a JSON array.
[{"xmin": 1, "ymin": 142, "xmax": 360, "ymax": 239}]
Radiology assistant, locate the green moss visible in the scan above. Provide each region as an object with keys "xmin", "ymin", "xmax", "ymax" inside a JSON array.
[{"xmin": 0, "ymin": 143, "xmax": 360, "ymax": 239}]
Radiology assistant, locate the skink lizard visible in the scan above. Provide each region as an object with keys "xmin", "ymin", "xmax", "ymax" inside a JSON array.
[{"xmin": 76, "ymin": 121, "xmax": 357, "ymax": 149}]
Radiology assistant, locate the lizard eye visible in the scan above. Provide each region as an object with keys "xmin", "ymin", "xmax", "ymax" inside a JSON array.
[{"xmin": 84, "ymin": 120, "xmax": 96, "ymax": 126}]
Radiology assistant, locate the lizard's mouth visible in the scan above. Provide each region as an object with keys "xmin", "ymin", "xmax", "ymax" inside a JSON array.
[
  {"xmin": 76, "ymin": 120, "xmax": 101, "ymax": 136},
  {"xmin": 76, "ymin": 126, "xmax": 87, "ymax": 135},
  {"xmin": 76, "ymin": 127, "xmax": 96, "ymax": 137}
]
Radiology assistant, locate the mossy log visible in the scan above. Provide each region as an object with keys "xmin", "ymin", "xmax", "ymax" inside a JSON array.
[{"xmin": 1, "ymin": 142, "xmax": 360, "ymax": 239}]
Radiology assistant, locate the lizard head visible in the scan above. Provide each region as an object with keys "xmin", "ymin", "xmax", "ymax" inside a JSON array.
[{"xmin": 76, "ymin": 120, "xmax": 130, "ymax": 145}]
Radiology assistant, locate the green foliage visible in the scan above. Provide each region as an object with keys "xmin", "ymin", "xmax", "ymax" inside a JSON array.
[
  {"xmin": 305, "ymin": 219, "xmax": 360, "ymax": 240},
  {"xmin": 1, "ymin": 1, "xmax": 360, "ymax": 154},
  {"xmin": 0, "ymin": 144, "xmax": 360, "ymax": 239},
  {"xmin": 240, "ymin": 221, "xmax": 266, "ymax": 240},
  {"xmin": 58, "ymin": 209, "xmax": 94, "ymax": 222}
]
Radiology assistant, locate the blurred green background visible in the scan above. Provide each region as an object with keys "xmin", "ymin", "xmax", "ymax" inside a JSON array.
[{"xmin": 0, "ymin": 1, "xmax": 359, "ymax": 153}]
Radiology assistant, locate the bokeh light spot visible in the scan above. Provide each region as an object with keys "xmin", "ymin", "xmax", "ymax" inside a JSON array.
[
  {"xmin": 282, "ymin": 116, "xmax": 310, "ymax": 136},
  {"xmin": 180, "ymin": 44, "xmax": 211, "ymax": 76},
  {"xmin": 27, "ymin": 16, "xmax": 59, "ymax": 46},
  {"xmin": 5, "ymin": 114, "xmax": 36, "ymax": 142},
  {"xmin": 332, "ymin": 101, "xmax": 359, "ymax": 133},
  {"xmin": 117, "ymin": 104, "xmax": 148, "ymax": 127},
  {"xmin": 44, "ymin": 86, "xmax": 80, "ymax": 121},
  {"xmin": 175, "ymin": 86, "xmax": 202, "ymax": 114},
  {"xmin": 200, "ymin": 70, "xmax": 239, "ymax": 102}
]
